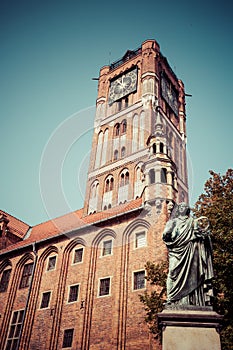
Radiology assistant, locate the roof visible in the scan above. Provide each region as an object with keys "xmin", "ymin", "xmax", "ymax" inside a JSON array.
[
  {"xmin": 0, "ymin": 210, "xmax": 31, "ymax": 239},
  {"xmin": 0, "ymin": 198, "xmax": 143, "ymax": 255}
]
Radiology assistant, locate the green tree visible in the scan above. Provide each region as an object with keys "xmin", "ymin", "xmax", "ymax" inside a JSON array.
[
  {"xmin": 139, "ymin": 261, "xmax": 167, "ymax": 342},
  {"xmin": 194, "ymin": 169, "xmax": 233, "ymax": 350}
]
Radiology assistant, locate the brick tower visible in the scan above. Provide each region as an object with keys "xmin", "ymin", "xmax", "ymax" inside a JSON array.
[
  {"xmin": 0, "ymin": 39, "xmax": 189, "ymax": 350},
  {"xmin": 84, "ymin": 39, "xmax": 188, "ymax": 216}
]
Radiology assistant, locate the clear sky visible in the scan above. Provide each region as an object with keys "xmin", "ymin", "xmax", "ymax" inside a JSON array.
[{"xmin": 1, "ymin": 0, "xmax": 232, "ymax": 226}]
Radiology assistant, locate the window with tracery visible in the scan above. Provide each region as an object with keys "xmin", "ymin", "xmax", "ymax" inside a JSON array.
[
  {"xmin": 120, "ymin": 171, "xmax": 129, "ymax": 187},
  {"xmin": 105, "ymin": 176, "xmax": 114, "ymax": 192}
]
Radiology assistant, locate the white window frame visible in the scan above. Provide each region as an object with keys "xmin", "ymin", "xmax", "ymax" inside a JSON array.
[
  {"xmin": 46, "ymin": 255, "xmax": 57, "ymax": 272},
  {"xmin": 134, "ymin": 231, "xmax": 147, "ymax": 249},
  {"xmin": 101, "ymin": 239, "xmax": 113, "ymax": 257},
  {"xmin": 132, "ymin": 270, "xmax": 146, "ymax": 291},
  {"xmin": 97, "ymin": 276, "xmax": 112, "ymax": 298},
  {"xmin": 72, "ymin": 247, "xmax": 84, "ymax": 265},
  {"xmin": 5, "ymin": 309, "xmax": 24, "ymax": 350},
  {"xmin": 67, "ymin": 283, "xmax": 80, "ymax": 304},
  {"xmin": 39, "ymin": 290, "xmax": 52, "ymax": 310}
]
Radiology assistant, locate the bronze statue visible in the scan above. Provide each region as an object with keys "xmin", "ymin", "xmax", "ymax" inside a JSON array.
[{"xmin": 163, "ymin": 202, "xmax": 214, "ymax": 307}]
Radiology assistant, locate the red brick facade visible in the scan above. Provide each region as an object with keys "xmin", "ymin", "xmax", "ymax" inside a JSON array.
[{"xmin": 0, "ymin": 39, "xmax": 188, "ymax": 349}]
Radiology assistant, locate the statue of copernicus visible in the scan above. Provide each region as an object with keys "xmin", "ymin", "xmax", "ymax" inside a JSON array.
[{"xmin": 163, "ymin": 202, "xmax": 214, "ymax": 307}]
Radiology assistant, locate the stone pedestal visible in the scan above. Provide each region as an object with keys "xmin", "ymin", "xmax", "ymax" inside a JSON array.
[{"xmin": 158, "ymin": 308, "xmax": 223, "ymax": 350}]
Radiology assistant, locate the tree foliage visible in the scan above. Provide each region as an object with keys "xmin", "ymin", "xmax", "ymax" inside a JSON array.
[
  {"xmin": 139, "ymin": 261, "xmax": 167, "ymax": 342},
  {"xmin": 193, "ymin": 169, "xmax": 233, "ymax": 350}
]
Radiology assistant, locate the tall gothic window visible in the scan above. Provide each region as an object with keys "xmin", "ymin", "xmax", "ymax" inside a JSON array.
[
  {"xmin": 0, "ymin": 269, "xmax": 11, "ymax": 292},
  {"xmin": 5, "ymin": 310, "xmax": 24, "ymax": 350},
  {"xmin": 101, "ymin": 129, "xmax": 109, "ymax": 166},
  {"xmin": 19, "ymin": 263, "xmax": 33, "ymax": 289},
  {"xmin": 120, "ymin": 171, "xmax": 129, "ymax": 187},
  {"xmin": 95, "ymin": 131, "xmax": 103, "ymax": 169},
  {"xmin": 103, "ymin": 175, "xmax": 114, "ymax": 210},
  {"xmin": 132, "ymin": 114, "xmax": 139, "ymax": 153},
  {"xmin": 105, "ymin": 176, "xmax": 114, "ymax": 192}
]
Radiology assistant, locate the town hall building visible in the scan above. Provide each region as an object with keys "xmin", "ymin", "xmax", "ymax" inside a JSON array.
[{"xmin": 0, "ymin": 39, "xmax": 189, "ymax": 349}]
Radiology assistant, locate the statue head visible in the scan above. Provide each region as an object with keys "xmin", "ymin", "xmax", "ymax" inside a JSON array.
[{"xmin": 177, "ymin": 202, "xmax": 190, "ymax": 216}]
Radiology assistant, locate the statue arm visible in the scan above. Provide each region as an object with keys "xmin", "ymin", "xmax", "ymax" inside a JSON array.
[{"xmin": 163, "ymin": 219, "xmax": 176, "ymax": 242}]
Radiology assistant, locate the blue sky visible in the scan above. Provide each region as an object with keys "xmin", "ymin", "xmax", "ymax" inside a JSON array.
[{"xmin": 1, "ymin": 0, "xmax": 232, "ymax": 225}]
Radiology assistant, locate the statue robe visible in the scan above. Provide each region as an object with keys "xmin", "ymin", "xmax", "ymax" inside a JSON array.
[{"xmin": 163, "ymin": 216, "xmax": 214, "ymax": 305}]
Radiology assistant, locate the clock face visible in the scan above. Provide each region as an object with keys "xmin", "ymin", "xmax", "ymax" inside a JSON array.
[
  {"xmin": 161, "ymin": 74, "xmax": 178, "ymax": 116},
  {"xmin": 108, "ymin": 67, "xmax": 137, "ymax": 105}
]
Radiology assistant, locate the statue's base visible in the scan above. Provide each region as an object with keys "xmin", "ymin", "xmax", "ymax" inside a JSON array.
[{"xmin": 158, "ymin": 308, "xmax": 223, "ymax": 350}]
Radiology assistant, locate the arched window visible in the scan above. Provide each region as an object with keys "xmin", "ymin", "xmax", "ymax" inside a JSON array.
[
  {"xmin": 153, "ymin": 143, "xmax": 156, "ymax": 154},
  {"xmin": 160, "ymin": 142, "xmax": 164, "ymax": 153},
  {"xmin": 125, "ymin": 171, "xmax": 129, "ymax": 185},
  {"xmin": 132, "ymin": 114, "xmax": 139, "ymax": 153},
  {"xmin": 161, "ymin": 168, "xmax": 167, "ymax": 183},
  {"xmin": 149, "ymin": 169, "xmax": 155, "ymax": 184},
  {"xmin": 171, "ymin": 172, "xmax": 175, "ymax": 187},
  {"xmin": 118, "ymin": 169, "xmax": 130, "ymax": 203},
  {"xmin": 95, "ymin": 131, "xmax": 103, "ymax": 169},
  {"xmin": 136, "ymin": 166, "xmax": 141, "ymax": 181},
  {"xmin": 105, "ymin": 176, "xmax": 114, "ymax": 192},
  {"xmin": 90, "ymin": 181, "xmax": 99, "ymax": 198},
  {"xmin": 119, "ymin": 169, "xmax": 129, "ymax": 187},
  {"xmin": 102, "ymin": 175, "xmax": 114, "ymax": 210},
  {"xmin": 88, "ymin": 180, "xmax": 99, "ymax": 214},
  {"xmin": 139, "ymin": 112, "xmax": 145, "ymax": 149},
  {"xmin": 120, "ymin": 173, "xmax": 125, "ymax": 187},
  {"xmin": 101, "ymin": 128, "xmax": 109, "ymax": 166},
  {"xmin": 121, "ymin": 146, "xmax": 126, "ymax": 158},
  {"xmin": 105, "ymin": 179, "xmax": 110, "ymax": 192},
  {"xmin": 121, "ymin": 120, "xmax": 127, "ymax": 133},
  {"xmin": 113, "ymin": 149, "xmax": 118, "ymax": 161},
  {"xmin": 114, "ymin": 123, "xmax": 120, "ymax": 137},
  {"xmin": 110, "ymin": 177, "xmax": 114, "ymax": 191}
]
